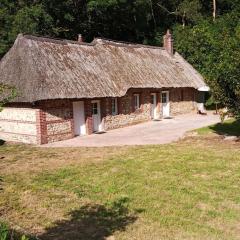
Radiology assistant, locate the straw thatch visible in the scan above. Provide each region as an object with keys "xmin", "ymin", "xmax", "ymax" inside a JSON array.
[{"xmin": 0, "ymin": 34, "xmax": 207, "ymax": 102}]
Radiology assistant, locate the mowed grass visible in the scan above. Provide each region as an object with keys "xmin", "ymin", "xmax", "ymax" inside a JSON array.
[
  {"xmin": 0, "ymin": 135, "xmax": 240, "ymax": 239},
  {"xmin": 196, "ymin": 119, "xmax": 240, "ymax": 136}
]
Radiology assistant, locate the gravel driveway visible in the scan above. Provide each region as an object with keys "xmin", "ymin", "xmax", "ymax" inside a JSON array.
[{"xmin": 45, "ymin": 112, "xmax": 220, "ymax": 147}]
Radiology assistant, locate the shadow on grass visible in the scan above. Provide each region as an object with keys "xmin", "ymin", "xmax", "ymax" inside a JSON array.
[
  {"xmin": 38, "ymin": 197, "xmax": 139, "ymax": 240},
  {"xmin": 0, "ymin": 176, "xmax": 3, "ymax": 191},
  {"xmin": 0, "ymin": 139, "xmax": 5, "ymax": 146},
  {"xmin": 210, "ymin": 120, "xmax": 240, "ymax": 136},
  {"xmin": 1, "ymin": 198, "xmax": 139, "ymax": 240}
]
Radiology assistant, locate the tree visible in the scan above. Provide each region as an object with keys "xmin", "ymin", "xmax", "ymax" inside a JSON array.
[
  {"xmin": 174, "ymin": 11, "xmax": 240, "ymax": 117},
  {"xmin": 0, "ymin": 0, "xmax": 240, "ymax": 117},
  {"xmin": 0, "ymin": 1, "xmax": 54, "ymax": 57},
  {"xmin": 213, "ymin": 0, "xmax": 216, "ymax": 21},
  {"xmin": 157, "ymin": 0, "xmax": 202, "ymax": 28},
  {"xmin": 9, "ymin": 4, "xmax": 54, "ymax": 40},
  {"xmin": 0, "ymin": 84, "xmax": 16, "ymax": 111}
]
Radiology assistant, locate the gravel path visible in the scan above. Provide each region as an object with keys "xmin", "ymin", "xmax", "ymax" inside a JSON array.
[{"xmin": 45, "ymin": 112, "xmax": 220, "ymax": 147}]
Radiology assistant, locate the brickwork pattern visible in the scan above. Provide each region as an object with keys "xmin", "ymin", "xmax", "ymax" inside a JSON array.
[
  {"xmin": 0, "ymin": 88, "xmax": 198, "ymax": 144},
  {"xmin": 170, "ymin": 88, "xmax": 197, "ymax": 116},
  {"xmin": 38, "ymin": 100, "xmax": 74, "ymax": 143}
]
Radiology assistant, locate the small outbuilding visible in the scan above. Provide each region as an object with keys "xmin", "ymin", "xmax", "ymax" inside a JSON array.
[{"xmin": 0, "ymin": 31, "xmax": 208, "ymax": 144}]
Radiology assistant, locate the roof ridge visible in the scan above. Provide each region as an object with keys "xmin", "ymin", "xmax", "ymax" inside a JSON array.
[
  {"xmin": 93, "ymin": 37, "xmax": 165, "ymax": 50},
  {"xmin": 19, "ymin": 34, "xmax": 165, "ymax": 50},
  {"xmin": 21, "ymin": 34, "xmax": 95, "ymax": 46}
]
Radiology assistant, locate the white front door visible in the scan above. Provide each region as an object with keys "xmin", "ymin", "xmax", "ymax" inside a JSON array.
[
  {"xmin": 73, "ymin": 101, "xmax": 86, "ymax": 136},
  {"xmin": 151, "ymin": 93, "xmax": 157, "ymax": 119},
  {"xmin": 92, "ymin": 100, "xmax": 102, "ymax": 132},
  {"xmin": 161, "ymin": 91, "xmax": 170, "ymax": 118}
]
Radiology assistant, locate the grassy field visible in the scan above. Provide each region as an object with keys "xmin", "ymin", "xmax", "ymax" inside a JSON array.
[
  {"xmin": 196, "ymin": 119, "xmax": 240, "ymax": 136},
  {"xmin": 0, "ymin": 122, "xmax": 240, "ymax": 239}
]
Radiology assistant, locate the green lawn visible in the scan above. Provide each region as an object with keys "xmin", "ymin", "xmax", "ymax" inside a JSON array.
[
  {"xmin": 0, "ymin": 127, "xmax": 240, "ymax": 239},
  {"xmin": 196, "ymin": 119, "xmax": 240, "ymax": 136}
]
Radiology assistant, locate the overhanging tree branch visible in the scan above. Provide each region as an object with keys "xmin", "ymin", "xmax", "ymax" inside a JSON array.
[{"xmin": 157, "ymin": 3, "xmax": 177, "ymax": 15}]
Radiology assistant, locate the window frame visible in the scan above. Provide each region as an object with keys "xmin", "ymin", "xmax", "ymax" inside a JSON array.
[
  {"xmin": 111, "ymin": 98, "xmax": 118, "ymax": 116},
  {"xmin": 92, "ymin": 102, "xmax": 98, "ymax": 115},
  {"xmin": 161, "ymin": 92, "xmax": 167, "ymax": 104},
  {"xmin": 180, "ymin": 89, "xmax": 184, "ymax": 101},
  {"xmin": 150, "ymin": 93, "xmax": 157, "ymax": 105},
  {"xmin": 133, "ymin": 94, "xmax": 140, "ymax": 110}
]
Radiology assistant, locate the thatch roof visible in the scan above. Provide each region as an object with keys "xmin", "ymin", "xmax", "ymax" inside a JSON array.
[{"xmin": 0, "ymin": 34, "xmax": 207, "ymax": 102}]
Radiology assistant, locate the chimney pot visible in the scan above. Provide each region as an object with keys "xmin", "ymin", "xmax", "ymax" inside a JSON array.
[
  {"xmin": 78, "ymin": 34, "xmax": 84, "ymax": 42},
  {"xmin": 163, "ymin": 30, "xmax": 174, "ymax": 55}
]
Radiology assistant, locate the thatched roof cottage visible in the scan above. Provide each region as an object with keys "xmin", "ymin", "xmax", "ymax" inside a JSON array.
[{"xmin": 0, "ymin": 31, "xmax": 208, "ymax": 144}]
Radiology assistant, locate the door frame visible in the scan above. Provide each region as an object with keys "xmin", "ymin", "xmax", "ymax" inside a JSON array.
[
  {"xmin": 161, "ymin": 91, "xmax": 170, "ymax": 118},
  {"xmin": 150, "ymin": 93, "xmax": 157, "ymax": 119},
  {"xmin": 91, "ymin": 100, "xmax": 102, "ymax": 132},
  {"xmin": 73, "ymin": 101, "xmax": 86, "ymax": 136}
]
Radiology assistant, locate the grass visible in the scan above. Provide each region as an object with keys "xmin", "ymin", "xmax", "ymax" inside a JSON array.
[
  {"xmin": 0, "ymin": 132, "xmax": 240, "ymax": 239},
  {"xmin": 196, "ymin": 119, "xmax": 240, "ymax": 136},
  {"xmin": 0, "ymin": 222, "xmax": 30, "ymax": 240}
]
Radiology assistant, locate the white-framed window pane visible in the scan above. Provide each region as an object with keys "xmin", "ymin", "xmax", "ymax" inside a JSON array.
[
  {"xmin": 162, "ymin": 93, "xmax": 167, "ymax": 103},
  {"xmin": 134, "ymin": 94, "xmax": 140, "ymax": 110},
  {"xmin": 112, "ymin": 98, "xmax": 118, "ymax": 115},
  {"xmin": 151, "ymin": 94, "xmax": 155, "ymax": 104},
  {"xmin": 92, "ymin": 102, "xmax": 98, "ymax": 114}
]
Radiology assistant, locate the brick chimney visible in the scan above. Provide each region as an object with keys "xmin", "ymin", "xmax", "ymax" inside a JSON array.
[
  {"xmin": 78, "ymin": 34, "xmax": 84, "ymax": 42},
  {"xmin": 163, "ymin": 30, "xmax": 173, "ymax": 55}
]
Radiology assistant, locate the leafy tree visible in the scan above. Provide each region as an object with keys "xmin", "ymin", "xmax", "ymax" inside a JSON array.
[
  {"xmin": 0, "ymin": 0, "xmax": 15, "ymax": 56},
  {"xmin": 0, "ymin": 0, "xmax": 240, "ymax": 116},
  {"xmin": 0, "ymin": 1, "xmax": 54, "ymax": 57},
  {"xmin": 157, "ymin": 0, "xmax": 203, "ymax": 28},
  {"xmin": 9, "ymin": 4, "xmax": 54, "ymax": 39},
  {"xmin": 0, "ymin": 84, "xmax": 16, "ymax": 111},
  {"xmin": 174, "ymin": 11, "xmax": 240, "ymax": 117}
]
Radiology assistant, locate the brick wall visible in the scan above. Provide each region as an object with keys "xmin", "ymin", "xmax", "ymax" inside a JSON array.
[
  {"xmin": 0, "ymin": 107, "xmax": 38, "ymax": 144},
  {"xmin": 0, "ymin": 88, "xmax": 198, "ymax": 145},
  {"xmin": 37, "ymin": 100, "xmax": 74, "ymax": 143},
  {"xmin": 104, "ymin": 89, "xmax": 152, "ymax": 130},
  {"xmin": 104, "ymin": 88, "xmax": 197, "ymax": 130},
  {"xmin": 170, "ymin": 88, "xmax": 197, "ymax": 116}
]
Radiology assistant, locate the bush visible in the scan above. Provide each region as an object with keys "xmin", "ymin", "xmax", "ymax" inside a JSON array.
[
  {"xmin": 219, "ymin": 109, "xmax": 228, "ymax": 123},
  {"xmin": 0, "ymin": 222, "xmax": 8, "ymax": 240},
  {"xmin": 0, "ymin": 222, "xmax": 29, "ymax": 240}
]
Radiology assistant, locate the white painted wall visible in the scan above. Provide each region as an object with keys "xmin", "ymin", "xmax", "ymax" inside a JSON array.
[{"xmin": 0, "ymin": 107, "xmax": 37, "ymax": 144}]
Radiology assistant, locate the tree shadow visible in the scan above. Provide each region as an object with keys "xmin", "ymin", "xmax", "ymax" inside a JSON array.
[
  {"xmin": 0, "ymin": 176, "xmax": 3, "ymax": 191},
  {"xmin": 38, "ymin": 197, "xmax": 140, "ymax": 240},
  {"xmin": 209, "ymin": 120, "xmax": 240, "ymax": 137}
]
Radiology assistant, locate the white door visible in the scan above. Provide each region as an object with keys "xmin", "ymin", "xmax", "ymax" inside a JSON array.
[
  {"xmin": 73, "ymin": 101, "xmax": 86, "ymax": 136},
  {"xmin": 92, "ymin": 100, "xmax": 102, "ymax": 132},
  {"xmin": 151, "ymin": 93, "xmax": 157, "ymax": 119},
  {"xmin": 161, "ymin": 91, "xmax": 170, "ymax": 118}
]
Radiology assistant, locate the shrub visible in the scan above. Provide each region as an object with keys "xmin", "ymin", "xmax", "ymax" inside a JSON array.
[
  {"xmin": 0, "ymin": 222, "xmax": 29, "ymax": 240},
  {"xmin": 219, "ymin": 109, "xmax": 228, "ymax": 123}
]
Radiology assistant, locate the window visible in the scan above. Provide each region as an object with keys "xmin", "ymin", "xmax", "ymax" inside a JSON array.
[
  {"xmin": 151, "ymin": 93, "xmax": 156, "ymax": 105},
  {"xmin": 92, "ymin": 102, "xmax": 98, "ymax": 115},
  {"xmin": 112, "ymin": 98, "xmax": 118, "ymax": 115},
  {"xmin": 180, "ymin": 89, "xmax": 184, "ymax": 101},
  {"xmin": 134, "ymin": 94, "xmax": 140, "ymax": 110},
  {"xmin": 161, "ymin": 92, "xmax": 167, "ymax": 103}
]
